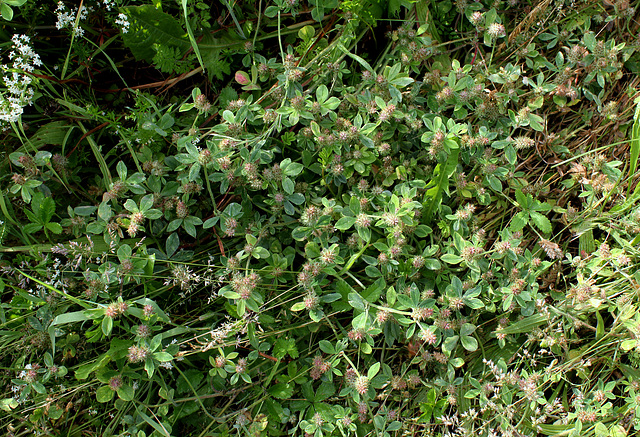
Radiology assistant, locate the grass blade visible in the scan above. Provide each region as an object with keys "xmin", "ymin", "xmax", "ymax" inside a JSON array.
[{"xmin": 182, "ymin": 0, "xmax": 206, "ymax": 73}]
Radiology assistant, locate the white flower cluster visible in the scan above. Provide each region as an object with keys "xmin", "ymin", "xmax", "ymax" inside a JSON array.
[
  {"xmin": 55, "ymin": 1, "xmax": 91, "ymax": 36},
  {"xmin": 0, "ymin": 34, "xmax": 42, "ymax": 125},
  {"xmin": 115, "ymin": 13, "xmax": 130, "ymax": 34},
  {"xmin": 102, "ymin": 0, "xmax": 115, "ymax": 11}
]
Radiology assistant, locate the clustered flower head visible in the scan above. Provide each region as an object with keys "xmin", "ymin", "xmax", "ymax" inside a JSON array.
[
  {"xmin": 353, "ymin": 375, "xmax": 369, "ymax": 395},
  {"xmin": 309, "ymin": 355, "xmax": 331, "ymax": 380},
  {"xmin": 230, "ymin": 271, "xmax": 260, "ymax": 300},
  {"xmin": 164, "ymin": 263, "xmax": 200, "ymax": 294},
  {"xmin": 105, "ymin": 300, "xmax": 129, "ymax": 318},
  {"xmin": 108, "ymin": 375, "xmax": 123, "ymax": 391},
  {"xmin": 127, "ymin": 211, "xmax": 145, "ymax": 237},
  {"xmin": 513, "ymin": 136, "xmax": 535, "ymax": 150},
  {"xmin": 127, "ymin": 345, "xmax": 150, "ymax": 363},
  {"xmin": 115, "ymin": 13, "xmax": 130, "ymax": 33},
  {"xmin": 487, "ymin": 23, "xmax": 506, "ymax": 39},
  {"xmin": 1, "ymin": 35, "xmax": 42, "ymax": 125},
  {"xmin": 195, "ymin": 94, "xmax": 211, "ymax": 113},
  {"xmin": 539, "ymin": 239, "xmax": 563, "ymax": 260},
  {"xmin": 55, "ymin": 2, "xmax": 91, "ymax": 36}
]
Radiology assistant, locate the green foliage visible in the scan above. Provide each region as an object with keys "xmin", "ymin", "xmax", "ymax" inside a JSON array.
[{"xmin": 2, "ymin": 0, "xmax": 640, "ymax": 436}]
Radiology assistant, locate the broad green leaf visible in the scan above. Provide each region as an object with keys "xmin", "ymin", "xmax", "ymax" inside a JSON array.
[
  {"xmin": 368, "ymin": 362, "xmax": 380, "ymax": 379},
  {"xmin": 117, "ymin": 384, "xmax": 135, "ymax": 401},
  {"xmin": 1, "ymin": 4, "xmax": 13, "ymax": 21},
  {"xmin": 441, "ymin": 253, "xmax": 462, "ymax": 264},
  {"xmin": 335, "ymin": 216, "xmax": 356, "ymax": 230},
  {"xmin": 443, "ymin": 335, "xmax": 459, "ymax": 354},
  {"xmin": 268, "ymin": 383, "xmax": 293, "ymax": 399},
  {"xmin": 96, "ymin": 386, "xmax": 115, "ymax": 403},
  {"xmin": 122, "ymin": 5, "xmax": 190, "ymax": 63},
  {"xmin": 461, "ymin": 335, "xmax": 478, "ymax": 351},
  {"xmin": 153, "ymin": 352, "xmax": 173, "ymax": 362}
]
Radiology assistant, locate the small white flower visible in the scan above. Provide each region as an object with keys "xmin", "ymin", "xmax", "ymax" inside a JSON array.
[{"xmin": 115, "ymin": 13, "xmax": 130, "ymax": 33}]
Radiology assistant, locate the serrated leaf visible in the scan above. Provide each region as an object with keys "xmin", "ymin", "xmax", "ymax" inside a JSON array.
[
  {"xmin": 46, "ymin": 222, "xmax": 63, "ymax": 234},
  {"xmin": 39, "ymin": 197, "xmax": 56, "ymax": 223},
  {"xmin": 509, "ymin": 211, "xmax": 529, "ymax": 232},
  {"xmin": 268, "ymin": 383, "xmax": 293, "ymax": 399},
  {"xmin": 273, "ymin": 338, "xmax": 298, "ymax": 359},
  {"xmin": 122, "ymin": 5, "xmax": 190, "ymax": 63},
  {"xmin": 530, "ymin": 211, "xmax": 552, "ymax": 233}
]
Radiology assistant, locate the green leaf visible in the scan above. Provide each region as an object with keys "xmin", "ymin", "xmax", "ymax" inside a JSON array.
[
  {"xmin": 291, "ymin": 301, "xmax": 306, "ymax": 311},
  {"xmin": 117, "ymin": 384, "xmax": 135, "ymax": 401},
  {"xmin": 23, "ymin": 223, "xmax": 43, "ymax": 234},
  {"xmin": 441, "ymin": 253, "xmax": 462, "ymax": 264},
  {"xmin": 316, "ymin": 84, "xmax": 329, "ymax": 103},
  {"xmin": 273, "ymin": 338, "xmax": 298, "ymax": 359},
  {"xmin": 102, "ymin": 316, "xmax": 113, "ymax": 336},
  {"xmin": 39, "ymin": 197, "xmax": 56, "ymax": 223},
  {"xmin": 153, "ymin": 352, "xmax": 173, "ymax": 362},
  {"xmin": 442, "ymin": 335, "xmax": 459, "ymax": 354},
  {"xmin": 335, "ymin": 216, "xmax": 356, "ymax": 230},
  {"xmin": 45, "ymin": 222, "xmax": 63, "ymax": 234},
  {"xmin": 122, "ymin": 5, "xmax": 190, "ymax": 63},
  {"xmin": 283, "ymin": 177, "xmax": 295, "ymax": 195},
  {"xmin": 268, "ymin": 383, "xmax": 293, "ymax": 399},
  {"xmin": 486, "ymin": 174, "xmax": 502, "ymax": 191},
  {"xmin": 348, "ymin": 292, "xmax": 366, "ymax": 310},
  {"xmin": 530, "ymin": 211, "xmax": 552, "ymax": 233},
  {"xmin": 5, "ymin": 0, "xmax": 28, "ymax": 6},
  {"xmin": 515, "ymin": 190, "xmax": 528, "ymax": 209},
  {"xmin": 528, "ymin": 113, "xmax": 544, "ymax": 131},
  {"xmin": 424, "ymin": 148, "xmax": 459, "ymax": 223},
  {"xmin": 1, "ymin": 3, "xmax": 14, "ymax": 21},
  {"xmin": 75, "ymin": 354, "xmax": 110, "ymax": 380},
  {"xmin": 460, "ymin": 335, "xmax": 478, "ymax": 351},
  {"xmin": 96, "ymin": 386, "xmax": 115, "ymax": 403},
  {"xmin": 368, "ymin": 362, "xmax": 380, "ymax": 379},
  {"xmin": 181, "ymin": 0, "xmax": 206, "ymax": 73},
  {"xmin": 498, "ymin": 314, "xmax": 547, "ymax": 335},
  {"xmin": 314, "ymin": 381, "xmax": 335, "ymax": 402},
  {"xmin": 137, "ymin": 409, "xmax": 171, "ymax": 437},
  {"xmin": 509, "ymin": 211, "xmax": 529, "ymax": 232},
  {"xmin": 176, "ymin": 370, "xmax": 204, "ymax": 394},
  {"xmin": 629, "ymin": 101, "xmax": 640, "ymax": 182},
  {"xmin": 460, "ymin": 323, "xmax": 476, "ymax": 337},
  {"xmin": 166, "ymin": 233, "xmax": 179, "ymax": 258},
  {"xmin": 319, "ymin": 340, "xmax": 335, "ymax": 354},
  {"xmin": 182, "ymin": 219, "xmax": 197, "ymax": 238}
]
